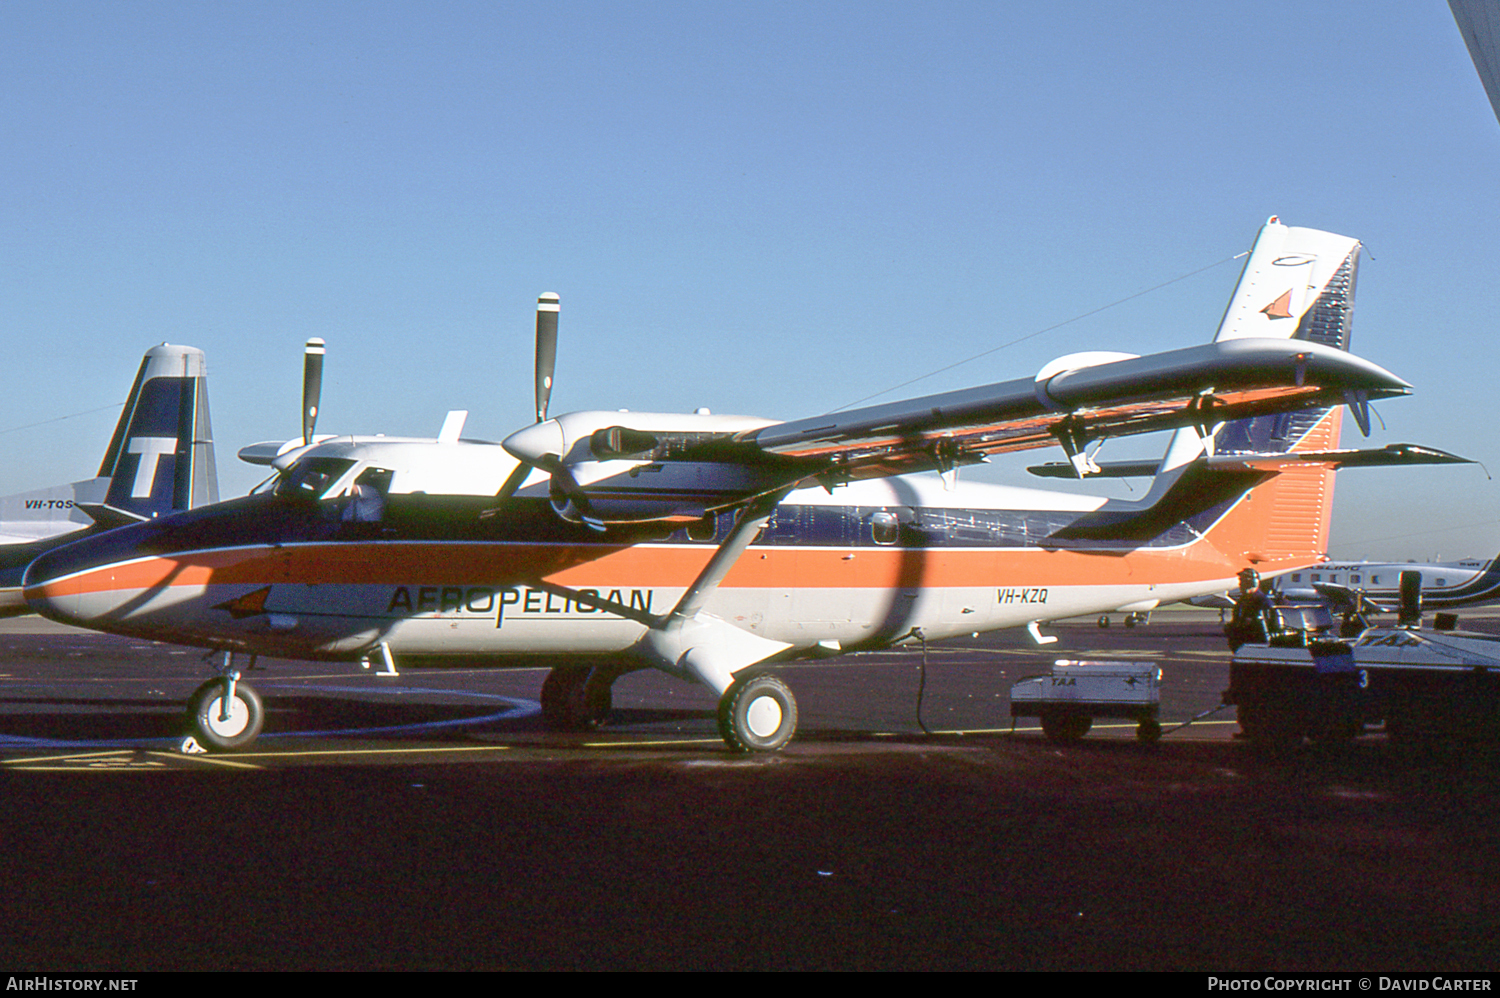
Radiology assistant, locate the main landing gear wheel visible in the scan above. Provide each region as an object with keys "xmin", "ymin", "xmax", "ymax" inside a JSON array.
[
  {"xmin": 717, "ymin": 674, "xmax": 799, "ymax": 753},
  {"xmin": 540, "ymin": 666, "xmax": 614, "ymax": 731},
  {"xmin": 186, "ymin": 678, "xmax": 265, "ymax": 751}
]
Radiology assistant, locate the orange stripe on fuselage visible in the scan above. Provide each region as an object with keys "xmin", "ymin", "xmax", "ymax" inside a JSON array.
[
  {"xmin": 34, "ymin": 534, "xmax": 1250, "ymax": 600},
  {"xmin": 32, "ymin": 411, "xmax": 1345, "ymax": 604}
]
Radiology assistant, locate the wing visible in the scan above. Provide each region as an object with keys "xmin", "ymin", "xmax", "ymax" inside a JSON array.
[
  {"xmin": 744, "ymin": 338, "xmax": 1405, "ymax": 478},
  {"xmin": 501, "ymin": 337, "xmax": 1411, "ymax": 526}
]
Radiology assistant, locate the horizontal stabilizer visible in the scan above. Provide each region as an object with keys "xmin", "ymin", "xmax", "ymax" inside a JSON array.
[
  {"xmin": 1204, "ymin": 443, "xmax": 1472, "ymax": 471},
  {"xmin": 73, "ymin": 503, "xmax": 149, "ymax": 531},
  {"xmin": 1033, "ymin": 444, "xmax": 1469, "ymax": 480}
]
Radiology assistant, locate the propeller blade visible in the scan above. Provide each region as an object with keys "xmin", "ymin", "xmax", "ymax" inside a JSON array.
[
  {"xmin": 535, "ymin": 293, "xmax": 559, "ymax": 423},
  {"xmin": 542, "ymin": 453, "xmax": 604, "ymax": 532},
  {"xmin": 302, "ymin": 338, "xmax": 325, "ymax": 446}
]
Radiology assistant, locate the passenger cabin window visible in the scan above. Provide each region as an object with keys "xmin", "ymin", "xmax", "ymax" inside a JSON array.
[
  {"xmin": 686, "ymin": 513, "xmax": 717, "ymax": 542},
  {"xmin": 275, "ymin": 458, "xmax": 356, "ymax": 500},
  {"xmin": 870, "ymin": 511, "xmax": 899, "ymax": 546},
  {"xmin": 1351, "ymin": 575, "xmax": 1361, "ymax": 585}
]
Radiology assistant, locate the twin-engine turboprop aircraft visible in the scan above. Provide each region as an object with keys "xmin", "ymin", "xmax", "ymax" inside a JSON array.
[
  {"xmin": 0, "ymin": 343, "xmax": 218, "ymax": 615},
  {"xmin": 22, "ymin": 218, "xmax": 1469, "ymax": 752},
  {"xmin": 1274, "ymin": 553, "xmax": 1500, "ymax": 612}
]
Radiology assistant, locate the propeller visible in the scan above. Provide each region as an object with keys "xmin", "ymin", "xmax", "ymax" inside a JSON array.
[
  {"xmin": 514, "ymin": 292, "xmax": 600, "ymax": 532},
  {"xmin": 542, "ymin": 454, "xmax": 604, "ymax": 531},
  {"xmin": 302, "ymin": 337, "xmax": 325, "ymax": 447},
  {"xmin": 535, "ymin": 293, "xmax": 559, "ymax": 423}
]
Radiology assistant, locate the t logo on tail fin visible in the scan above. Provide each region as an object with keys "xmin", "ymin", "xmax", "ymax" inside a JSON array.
[{"xmin": 92, "ymin": 344, "xmax": 218, "ymax": 524}]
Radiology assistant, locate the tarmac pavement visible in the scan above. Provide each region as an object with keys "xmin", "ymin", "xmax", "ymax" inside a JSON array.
[{"xmin": 2, "ymin": 608, "xmax": 1498, "ymax": 971}]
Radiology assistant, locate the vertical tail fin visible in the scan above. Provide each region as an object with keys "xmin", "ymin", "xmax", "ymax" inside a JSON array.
[
  {"xmin": 0, "ymin": 344, "xmax": 219, "ymax": 544},
  {"xmin": 1180, "ymin": 218, "xmax": 1363, "ymax": 571},
  {"xmin": 89, "ymin": 344, "xmax": 219, "ymax": 526},
  {"xmin": 1159, "ymin": 216, "xmax": 1362, "ymax": 474}
]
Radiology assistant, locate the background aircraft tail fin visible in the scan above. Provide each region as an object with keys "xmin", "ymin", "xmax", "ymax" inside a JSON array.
[{"xmin": 89, "ymin": 344, "xmax": 220, "ymax": 526}]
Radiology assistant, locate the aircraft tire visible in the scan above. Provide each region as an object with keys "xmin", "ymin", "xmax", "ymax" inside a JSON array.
[
  {"xmin": 187, "ymin": 678, "xmax": 265, "ymax": 752},
  {"xmin": 717, "ymin": 674, "xmax": 798, "ymax": 753},
  {"xmin": 540, "ymin": 667, "xmax": 611, "ymax": 731},
  {"xmin": 1040, "ymin": 711, "xmax": 1092, "ymax": 742},
  {"xmin": 1097, "ymin": 616, "xmax": 1110, "ymax": 628}
]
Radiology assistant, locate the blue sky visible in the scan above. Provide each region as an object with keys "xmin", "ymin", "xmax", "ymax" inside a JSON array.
[{"xmin": 1, "ymin": 1, "xmax": 1495, "ymax": 561}]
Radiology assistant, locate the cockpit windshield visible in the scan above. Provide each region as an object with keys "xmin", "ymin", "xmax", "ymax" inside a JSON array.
[{"xmin": 274, "ymin": 457, "xmax": 356, "ymax": 500}]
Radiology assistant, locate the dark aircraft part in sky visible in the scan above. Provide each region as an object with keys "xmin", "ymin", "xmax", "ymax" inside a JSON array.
[{"xmin": 1451, "ymin": 0, "xmax": 1500, "ymax": 126}]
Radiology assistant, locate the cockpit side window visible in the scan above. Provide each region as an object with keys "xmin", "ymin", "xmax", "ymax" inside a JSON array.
[
  {"xmin": 274, "ymin": 458, "xmax": 356, "ymax": 500},
  {"xmin": 343, "ymin": 467, "xmax": 393, "ymax": 524}
]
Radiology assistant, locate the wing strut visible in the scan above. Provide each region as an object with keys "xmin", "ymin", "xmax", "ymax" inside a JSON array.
[
  {"xmin": 534, "ymin": 493, "xmax": 795, "ymax": 696},
  {"xmin": 634, "ymin": 490, "xmax": 794, "ymax": 695}
]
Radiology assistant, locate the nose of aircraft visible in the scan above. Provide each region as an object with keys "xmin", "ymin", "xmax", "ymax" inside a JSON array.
[
  {"xmin": 23, "ymin": 550, "xmax": 82, "ymax": 624},
  {"xmin": 22, "ymin": 533, "xmax": 133, "ymax": 627}
]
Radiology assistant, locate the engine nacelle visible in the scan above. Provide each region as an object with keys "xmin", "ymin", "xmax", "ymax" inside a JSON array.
[{"xmin": 524, "ymin": 457, "xmax": 793, "ymax": 526}]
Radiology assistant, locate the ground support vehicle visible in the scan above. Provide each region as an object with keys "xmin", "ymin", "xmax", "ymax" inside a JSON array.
[
  {"xmin": 1224, "ymin": 609, "xmax": 1500, "ymax": 747},
  {"xmin": 1010, "ymin": 660, "xmax": 1162, "ymax": 742}
]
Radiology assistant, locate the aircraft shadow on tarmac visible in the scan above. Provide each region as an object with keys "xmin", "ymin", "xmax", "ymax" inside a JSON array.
[{"xmin": 0, "ymin": 685, "xmax": 734, "ymax": 749}]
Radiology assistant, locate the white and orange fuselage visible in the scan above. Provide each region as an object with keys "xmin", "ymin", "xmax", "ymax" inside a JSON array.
[{"xmin": 23, "ymin": 406, "xmax": 1340, "ymax": 666}]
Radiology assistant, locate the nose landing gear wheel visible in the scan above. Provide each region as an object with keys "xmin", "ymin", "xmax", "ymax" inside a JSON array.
[
  {"xmin": 717, "ymin": 674, "xmax": 798, "ymax": 752},
  {"xmin": 187, "ymin": 678, "xmax": 265, "ymax": 751}
]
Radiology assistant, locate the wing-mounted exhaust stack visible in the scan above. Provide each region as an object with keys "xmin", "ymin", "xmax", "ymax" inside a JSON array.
[
  {"xmin": 535, "ymin": 293, "xmax": 559, "ymax": 423},
  {"xmin": 302, "ymin": 338, "xmax": 325, "ymax": 447}
]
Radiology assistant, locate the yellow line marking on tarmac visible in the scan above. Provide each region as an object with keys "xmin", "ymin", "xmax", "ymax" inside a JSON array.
[
  {"xmin": 2, "ymin": 750, "xmax": 174, "ymax": 772},
  {"xmin": 2, "ymin": 744, "xmax": 516, "ymax": 770},
  {"xmin": 152, "ymin": 751, "xmax": 262, "ymax": 770},
  {"xmin": 2, "ymin": 749, "xmax": 134, "ymax": 766},
  {"xmin": 225, "ymin": 744, "xmax": 513, "ymax": 760},
  {"xmin": 581, "ymin": 737, "xmax": 725, "ymax": 748}
]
